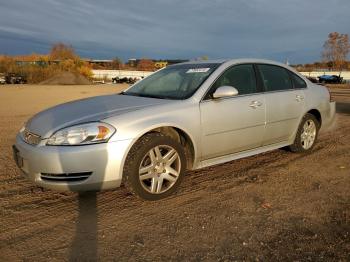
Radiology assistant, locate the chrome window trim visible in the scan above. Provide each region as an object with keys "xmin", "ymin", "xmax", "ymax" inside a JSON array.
[
  {"xmin": 201, "ymin": 91, "xmax": 265, "ymax": 103},
  {"xmin": 261, "ymin": 89, "xmax": 301, "ymax": 94}
]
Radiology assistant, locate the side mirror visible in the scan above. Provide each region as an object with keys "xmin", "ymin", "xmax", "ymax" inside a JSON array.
[{"xmin": 213, "ymin": 86, "xmax": 239, "ymax": 99}]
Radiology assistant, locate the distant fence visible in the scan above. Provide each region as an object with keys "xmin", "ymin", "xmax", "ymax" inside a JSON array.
[
  {"xmin": 93, "ymin": 69, "xmax": 350, "ymax": 82},
  {"xmin": 92, "ymin": 70, "xmax": 153, "ymax": 80},
  {"xmin": 300, "ymin": 71, "xmax": 350, "ymax": 81}
]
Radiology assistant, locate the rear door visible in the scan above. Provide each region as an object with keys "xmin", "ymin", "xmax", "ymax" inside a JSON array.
[{"xmin": 256, "ymin": 64, "xmax": 306, "ymax": 145}]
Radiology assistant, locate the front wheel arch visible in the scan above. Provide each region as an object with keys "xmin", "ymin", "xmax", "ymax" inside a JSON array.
[
  {"xmin": 124, "ymin": 125, "xmax": 197, "ymax": 171},
  {"xmin": 123, "ymin": 132, "xmax": 187, "ymax": 200}
]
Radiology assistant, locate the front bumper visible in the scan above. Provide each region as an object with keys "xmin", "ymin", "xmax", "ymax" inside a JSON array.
[{"xmin": 14, "ymin": 134, "xmax": 134, "ymax": 191}]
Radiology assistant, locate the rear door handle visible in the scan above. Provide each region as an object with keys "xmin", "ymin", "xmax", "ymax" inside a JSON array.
[
  {"xmin": 296, "ymin": 95, "xmax": 304, "ymax": 102},
  {"xmin": 249, "ymin": 100, "xmax": 262, "ymax": 109}
]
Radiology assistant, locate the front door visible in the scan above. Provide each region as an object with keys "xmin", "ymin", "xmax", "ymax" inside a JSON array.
[{"xmin": 200, "ymin": 64, "xmax": 266, "ymax": 160}]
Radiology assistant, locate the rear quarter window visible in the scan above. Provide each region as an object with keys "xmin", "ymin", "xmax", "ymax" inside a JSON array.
[{"xmin": 290, "ymin": 72, "xmax": 307, "ymax": 89}]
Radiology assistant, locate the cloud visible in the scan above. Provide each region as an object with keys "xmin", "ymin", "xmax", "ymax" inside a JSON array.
[{"xmin": 0, "ymin": 0, "xmax": 349, "ymax": 63}]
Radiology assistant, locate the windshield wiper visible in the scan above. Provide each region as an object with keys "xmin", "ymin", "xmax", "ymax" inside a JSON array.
[
  {"xmin": 121, "ymin": 92, "xmax": 174, "ymax": 100},
  {"xmin": 119, "ymin": 92, "xmax": 141, "ymax": 97},
  {"xmin": 138, "ymin": 94, "xmax": 169, "ymax": 99}
]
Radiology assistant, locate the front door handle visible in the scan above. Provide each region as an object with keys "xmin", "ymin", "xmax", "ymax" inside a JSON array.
[
  {"xmin": 296, "ymin": 95, "xmax": 304, "ymax": 102},
  {"xmin": 249, "ymin": 101, "xmax": 262, "ymax": 109}
]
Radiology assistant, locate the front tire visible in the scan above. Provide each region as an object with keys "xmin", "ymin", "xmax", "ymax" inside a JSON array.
[
  {"xmin": 123, "ymin": 133, "xmax": 187, "ymax": 200},
  {"xmin": 289, "ymin": 113, "xmax": 320, "ymax": 153}
]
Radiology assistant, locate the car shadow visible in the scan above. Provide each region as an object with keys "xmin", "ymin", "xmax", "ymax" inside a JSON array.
[
  {"xmin": 336, "ymin": 102, "xmax": 350, "ymax": 115},
  {"xmin": 69, "ymin": 192, "xmax": 98, "ymax": 261},
  {"xmin": 40, "ymin": 100, "xmax": 114, "ymax": 260}
]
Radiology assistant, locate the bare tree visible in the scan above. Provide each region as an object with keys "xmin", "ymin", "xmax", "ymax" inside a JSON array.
[
  {"xmin": 322, "ymin": 32, "xmax": 350, "ymax": 72},
  {"xmin": 111, "ymin": 57, "xmax": 123, "ymax": 70}
]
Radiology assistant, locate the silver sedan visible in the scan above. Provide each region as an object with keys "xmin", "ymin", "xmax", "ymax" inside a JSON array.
[{"xmin": 13, "ymin": 59, "xmax": 336, "ymax": 200}]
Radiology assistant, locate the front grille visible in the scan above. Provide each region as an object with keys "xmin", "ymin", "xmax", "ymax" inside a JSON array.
[
  {"xmin": 22, "ymin": 129, "xmax": 41, "ymax": 145},
  {"xmin": 41, "ymin": 172, "xmax": 92, "ymax": 182}
]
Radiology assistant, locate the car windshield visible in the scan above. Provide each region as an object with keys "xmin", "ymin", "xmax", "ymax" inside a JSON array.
[{"xmin": 123, "ymin": 63, "xmax": 219, "ymax": 99}]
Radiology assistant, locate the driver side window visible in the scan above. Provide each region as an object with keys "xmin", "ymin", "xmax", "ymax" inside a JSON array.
[{"xmin": 210, "ymin": 64, "xmax": 257, "ymax": 98}]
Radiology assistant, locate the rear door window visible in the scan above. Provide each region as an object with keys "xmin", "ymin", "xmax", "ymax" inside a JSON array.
[{"xmin": 257, "ymin": 64, "xmax": 293, "ymax": 92}]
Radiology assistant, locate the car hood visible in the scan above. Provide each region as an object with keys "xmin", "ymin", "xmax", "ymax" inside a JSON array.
[{"xmin": 26, "ymin": 94, "xmax": 169, "ymax": 138}]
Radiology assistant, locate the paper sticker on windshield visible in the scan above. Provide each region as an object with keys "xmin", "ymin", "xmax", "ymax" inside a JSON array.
[{"xmin": 186, "ymin": 68, "xmax": 210, "ymax": 73}]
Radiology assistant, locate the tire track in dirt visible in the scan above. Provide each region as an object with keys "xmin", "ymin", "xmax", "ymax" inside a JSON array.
[{"xmin": 92, "ymin": 115, "xmax": 347, "ymax": 226}]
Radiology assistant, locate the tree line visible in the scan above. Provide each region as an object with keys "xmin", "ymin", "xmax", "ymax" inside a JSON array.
[
  {"xmin": 0, "ymin": 43, "xmax": 93, "ymax": 83},
  {"xmin": 0, "ymin": 33, "xmax": 349, "ymax": 83}
]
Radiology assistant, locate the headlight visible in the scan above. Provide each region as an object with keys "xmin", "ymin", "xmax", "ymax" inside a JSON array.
[
  {"xmin": 19, "ymin": 125, "xmax": 25, "ymax": 133},
  {"xmin": 47, "ymin": 122, "xmax": 115, "ymax": 146}
]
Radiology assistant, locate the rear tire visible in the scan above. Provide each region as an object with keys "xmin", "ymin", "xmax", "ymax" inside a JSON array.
[
  {"xmin": 289, "ymin": 113, "xmax": 320, "ymax": 153},
  {"xmin": 123, "ymin": 133, "xmax": 187, "ymax": 200}
]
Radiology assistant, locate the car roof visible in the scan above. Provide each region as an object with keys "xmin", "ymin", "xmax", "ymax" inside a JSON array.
[
  {"xmin": 174, "ymin": 58, "xmax": 291, "ymax": 68},
  {"xmin": 176, "ymin": 59, "xmax": 228, "ymax": 65}
]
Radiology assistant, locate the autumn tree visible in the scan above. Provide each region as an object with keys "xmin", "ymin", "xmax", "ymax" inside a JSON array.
[
  {"xmin": 322, "ymin": 32, "xmax": 350, "ymax": 71},
  {"xmin": 137, "ymin": 59, "xmax": 155, "ymax": 71},
  {"xmin": 0, "ymin": 56, "xmax": 16, "ymax": 73},
  {"xmin": 48, "ymin": 42, "xmax": 92, "ymax": 77},
  {"xmin": 49, "ymin": 42, "xmax": 78, "ymax": 61},
  {"xmin": 0, "ymin": 43, "xmax": 92, "ymax": 83}
]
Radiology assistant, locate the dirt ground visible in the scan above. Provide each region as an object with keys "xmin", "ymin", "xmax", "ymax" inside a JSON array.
[
  {"xmin": 39, "ymin": 72, "xmax": 91, "ymax": 85},
  {"xmin": 0, "ymin": 84, "xmax": 349, "ymax": 261}
]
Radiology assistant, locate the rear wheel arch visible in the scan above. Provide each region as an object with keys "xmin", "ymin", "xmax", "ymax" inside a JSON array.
[
  {"xmin": 306, "ymin": 109, "xmax": 322, "ymax": 127},
  {"xmin": 290, "ymin": 109, "xmax": 321, "ymax": 147},
  {"xmin": 289, "ymin": 113, "xmax": 320, "ymax": 153}
]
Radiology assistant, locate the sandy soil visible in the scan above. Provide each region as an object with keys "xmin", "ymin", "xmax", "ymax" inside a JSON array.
[
  {"xmin": 39, "ymin": 72, "xmax": 91, "ymax": 85},
  {"xmin": 0, "ymin": 84, "xmax": 349, "ymax": 261}
]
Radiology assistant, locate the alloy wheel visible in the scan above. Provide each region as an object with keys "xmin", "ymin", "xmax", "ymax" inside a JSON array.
[
  {"xmin": 301, "ymin": 119, "xmax": 316, "ymax": 150},
  {"xmin": 138, "ymin": 145, "xmax": 181, "ymax": 194}
]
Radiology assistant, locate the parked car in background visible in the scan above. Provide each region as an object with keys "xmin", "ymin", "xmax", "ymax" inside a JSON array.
[
  {"xmin": 5, "ymin": 73, "xmax": 27, "ymax": 84},
  {"xmin": 112, "ymin": 76, "xmax": 139, "ymax": 84},
  {"xmin": 13, "ymin": 59, "xmax": 335, "ymax": 200},
  {"xmin": 0, "ymin": 73, "xmax": 5, "ymax": 84},
  {"xmin": 318, "ymin": 74, "xmax": 343, "ymax": 84}
]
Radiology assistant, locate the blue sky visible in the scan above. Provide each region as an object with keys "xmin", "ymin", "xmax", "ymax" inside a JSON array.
[{"xmin": 0, "ymin": 0, "xmax": 349, "ymax": 64}]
